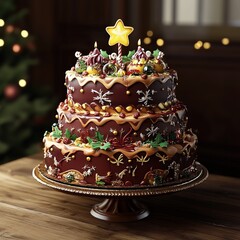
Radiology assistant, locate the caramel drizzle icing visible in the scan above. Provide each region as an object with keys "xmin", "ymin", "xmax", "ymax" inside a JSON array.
[
  {"xmin": 44, "ymin": 129, "xmax": 197, "ymax": 168},
  {"xmin": 44, "ymin": 136, "xmax": 187, "ymax": 162},
  {"xmin": 59, "ymin": 109, "xmax": 148, "ymax": 130},
  {"xmin": 57, "ymin": 102, "xmax": 185, "ymax": 130},
  {"xmin": 58, "ymin": 107, "xmax": 184, "ymax": 130},
  {"xmin": 66, "ymin": 70, "xmax": 173, "ymax": 89}
]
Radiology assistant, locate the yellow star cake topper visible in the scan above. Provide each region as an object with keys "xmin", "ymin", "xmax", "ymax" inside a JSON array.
[{"xmin": 106, "ymin": 19, "xmax": 134, "ymax": 46}]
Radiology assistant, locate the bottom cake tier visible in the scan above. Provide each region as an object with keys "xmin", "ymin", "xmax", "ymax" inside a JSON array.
[{"xmin": 43, "ymin": 129, "xmax": 198, "ymax": 188}]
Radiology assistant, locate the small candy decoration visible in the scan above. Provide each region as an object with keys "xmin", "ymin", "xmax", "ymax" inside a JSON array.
[
  {"xmin": 86, "ymin": 46, "xmax": 104, "ymax": 66},
  {"xmin": 152, "ymin": 49, "xmax": 166, "ymax": 73},
  {"xmin": 103, "ymin": 62, "xmax": 117, "ymax": 75},
  {"xmin": 116, "ymin": 68, "xmax": 126, "ymax": 77},
  {"xmin": 127, "ymin": 39, "xmax": 148, "ymax": 75},
  {"xmin": 72, "ymin": 20, "xmax": 168, "ymax": 77},
  {"xmin": 143, "ymin": 65, "xmax": 154, "ymax": 75},
  {"xmin": 74, "ymin": 51, "xmax": 87, "ymax": 74},
  {"xmin": 132, "ymin": 39, "xmax": 147, "ymax": 61}
]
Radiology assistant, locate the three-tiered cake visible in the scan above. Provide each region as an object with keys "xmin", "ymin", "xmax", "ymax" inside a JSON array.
[{"xmin": 43, "ymin": 20, "xmax": 198, "ymax": 187}]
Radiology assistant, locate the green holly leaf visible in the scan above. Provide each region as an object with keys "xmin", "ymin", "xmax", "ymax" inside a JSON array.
[
  {"xmin": 65, "ymin": 129, "xmax": 71, "ymax": 139},
  {"xmin": 148, "ymin": 133, "xmax": 168, "ymax": 148},
  {"xmin": 70, "ymin": 134, "xmax": 77, "ymax": 141},
  {"xmin": 153, "ymin": 49, "xmax": 160, "ymax": 58},
  {"xmin": 159, "ymin": 141, "xmax": 169, "ymax": 148},
  {"xmin": 155, "ymin": 133, "xmax": 164, "ymax": 143},
  {"xmin": 127, "ymin": 50, "xmax": 136, "ymax": 58},
  {"xmin": 52, "ymin": 126, "xmax": 62, "ymax": 138},
  {"xmin": 95, "ymin": 131, "xmax": 104, "ymax": 142},
  {"xmin": 122, "ymin": 50, "xmax": 136, "ymax": 63},
  {"xmin": 75, "ymin": 60, "xmax": 87, "ymax": 73},
  {"xmin": 100, "ymin": 49, "xmax": 109, "ymax": 58},
  {"xmin": 91, "ymin": 141, "xmax": 102, "ymax": 149},
  {"xmin": 87, "ymin": 137, "xmax": 93, "ymax": 144},
  {"xmin": 87, "ymin": 132, "xmax": 111, "ymax": 150},
  {"xmin": 96, "ymin": 181, "xmax": 105, "ymax": 185},
  {"xmin": 100, "ymin": 142, "xmax": 111, "ymax": 150},
  {"xmin": 65, "ymin": 129, "xmax": 77, "ymax": 140}
]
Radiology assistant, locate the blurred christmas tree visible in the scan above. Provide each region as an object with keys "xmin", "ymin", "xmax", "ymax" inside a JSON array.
[{"xmin": 0, "ymin": 0, "xmax": 53, "ymax": 163}]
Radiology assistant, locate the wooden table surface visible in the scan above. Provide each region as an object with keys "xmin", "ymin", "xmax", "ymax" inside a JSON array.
[{"xmin": 0, "ymin": 154, "xmax": 239, "ymax": 240}]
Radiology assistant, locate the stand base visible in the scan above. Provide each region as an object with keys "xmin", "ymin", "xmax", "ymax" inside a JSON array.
[
  {"xmin": 33, "ymin": 162, "xmax": 208, "ymax": 222},
  {"xmin": 90, "ymin": 198, "xmax": 149, "ymax": 222}
]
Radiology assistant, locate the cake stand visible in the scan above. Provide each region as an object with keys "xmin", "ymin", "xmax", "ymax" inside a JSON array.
[{"xmin": 32, "ymin": 162, "xmax": 208, "ymax": 222}]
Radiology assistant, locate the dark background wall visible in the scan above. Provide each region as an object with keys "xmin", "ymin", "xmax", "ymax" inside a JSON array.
[{"xmin": 20, "ymin": 0, "xmax": 240, "ymax": 176}]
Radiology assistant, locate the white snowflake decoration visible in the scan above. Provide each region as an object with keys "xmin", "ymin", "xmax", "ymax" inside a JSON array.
[
  {"xmin": 53, "ymin": 157, "xmax": 58, "ymax": 166},
  {"xmin": 82, "ymin": 165, "xmax": 96, "ymax": 177},
  {"xmin": 145, "ymin": 124, "xmax": 159, "ymax": 137},
  {"xmin": 132, "ymin": 165, "xmax": 138, "ymax": 177},
  {"xmin": 168, "ymin": 161, "xmax": 180, "ymax": 180},
  {"xmin": 167, "ymin": 86, "xmax": 176, "ymax": 101},
  {"xmin": 136, "ymin": 155, "xmax": 150, "ymax": 166},
  {"xmin": 47, "ymin": 166, "xmax": 58, "ymax": 176},
  {"xmin": 61, "ymin": 153, "xmax": 72, "ymax": 163},
  {"xmin": 90, "ymin": 126, "xmax": 98, "ymax": 132},
  {"xmin": 116, "ymin": 169, "xmax": 127, "ymax": 179},
  {"xmin": 155, "ymin": 153, "xmax": 169, "ymax": 164},
  {"xmin": 44, "ymin": 149, "xmax": 53, "ymax": 159},
  {"xmin": 91, "ymin": 89, "xmax": 113, "ymax": 105},
  {"xmin": 136, "ymin": 89, "xmax": 157, "ymax": 106},
  {"xmin": 82, "ymin": 164, "xmax": 89, "ymax": 170},
  {"xmin": 109, "ymin": 154, "xmax": 124, "ymax": 166},
  {"xmin": 126, "ymin": 166, "xmax": 133, "ymax": 174},
  {"xmin": 68, "ymin": 86, "xmax": 75, "ymax": 92}
]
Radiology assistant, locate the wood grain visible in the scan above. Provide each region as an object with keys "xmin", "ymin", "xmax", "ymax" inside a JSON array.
[{"xmin": 0, "ymin": 154, "xmax": 239, "ymax": 240}]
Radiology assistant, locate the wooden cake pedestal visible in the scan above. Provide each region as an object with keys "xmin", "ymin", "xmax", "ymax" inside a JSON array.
[{"xmin": 32, "ymin": 162, "xmax": 208, "ymax": 222}]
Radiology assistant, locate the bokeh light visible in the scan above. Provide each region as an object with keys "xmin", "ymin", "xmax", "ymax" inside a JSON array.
[
  {"xmin": 143, "ymin": 37, "xmax": 151, "ymax": 45},
  {"xmin": 0, "ymin": 19, "xmax": 5, "ymax": 27},
  {"xmin": 12, "ymin": 44, "xmax": 21, "ymax": 53},
  {"xmin": 6, "ymin": 25, "xmax": 14, "ymax": 33},
  {"xmin": 21, "ymin": 30, "xmax": 29, "ymax": 38},
  {"xmin": 0, "ymin": 39, "xmax": 4, "ymax": 47},
  {"xmin": 222, "ymin": 37, "xmax": 230, "ymax": 45},
  {"xmin": 146, "ymin": 30, "xmax": 153, "ymax": 37},
  {"xmin": 194, "ymin": 40, "xmax": 203, "ymax": 49},
  {"xmin": 203, "ymin": 42, "xmax": 211, "ymax": 49},
  {"xmin": 156, "ymin": 38, "xmax": 164, "ymax": 46},
  {"xmin": 19, "ymin": 79, "xmax": 27, "ymax": 87}
]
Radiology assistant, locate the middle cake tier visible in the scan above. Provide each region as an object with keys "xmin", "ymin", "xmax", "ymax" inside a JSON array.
[{"xmin": 56, "ymin": 100, "xmax": 187, "ymax": 147}]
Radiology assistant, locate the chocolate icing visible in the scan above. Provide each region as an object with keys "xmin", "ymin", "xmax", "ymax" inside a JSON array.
[{"xmin": 43, "ymin": 49, "xmax": 197, "ymax": 187}]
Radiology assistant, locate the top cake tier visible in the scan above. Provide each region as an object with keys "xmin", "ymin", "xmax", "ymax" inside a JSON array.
[
  {"xmin": 65, "ymin": 42, "xmax": 179, "ymax": 109},
  {"xmin": 65, "ymin": 69, "xmax": 178, "ymax": 108}
]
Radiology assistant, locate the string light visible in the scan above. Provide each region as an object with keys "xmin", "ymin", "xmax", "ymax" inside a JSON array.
[
  {"xmin": 146, "ymin": 30, "xmax": 153, "ymax": 37},
  {"xmin": 19, "ymin": 79, "xmax": 27, "ymax": 87},
  {"xmin": 143, "ymin": 37, "xmax": 151, "ymax": 45},
  {"xmin": 194, "ymin": 40, "xmax": 203, "ymax": 49},
  {"xmin": 0, "ymin": 19, "xmax": 5, "ymax": 27},
  {"xmin": 222, "ymin": 37, "xmax": 230, "ymax": 45},
  {"xmin": 156, "ymin": 38, "xmax": 164, "ymax": 46},
  {"xmin": 203, "ymin": 42, "xmax": 211, "ymax": 49},
  {"xmin": 12, "ymin": 44, "xmax": 21, "ymax": 53},
  {"xmin": 0, "ymin": 39, "xmax": 4, "ymax": 47},
  {"xmin": 21, "ymin": 30, "xmax": 29, "ymax": 38}
]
